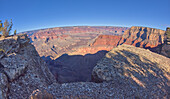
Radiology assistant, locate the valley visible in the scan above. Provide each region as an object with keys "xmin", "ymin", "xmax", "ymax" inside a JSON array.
[
  {"xmin": 21, "ymin": 26, "xmax": 169, "ymax": 83},
  {"xmin": 0, "ymin": 26, "xmax": 169, "ymax": 98},
  {"xmin": 21, "ymin": 26, "xmax": 128, "ymax": 83},
  {"xmin": 1, "ymin": 0, "xmax": 169, "ymax": 98}
]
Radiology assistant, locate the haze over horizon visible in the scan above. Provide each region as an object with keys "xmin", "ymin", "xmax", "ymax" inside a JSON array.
[{"xmin": 1, "ymin": 0, "xmax": 170, "ymax": 33}]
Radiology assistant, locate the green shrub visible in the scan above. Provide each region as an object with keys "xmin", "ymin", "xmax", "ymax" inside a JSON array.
[{"xmin": 0, "ymin": 19, "xmax": 13, "ymax": 37}]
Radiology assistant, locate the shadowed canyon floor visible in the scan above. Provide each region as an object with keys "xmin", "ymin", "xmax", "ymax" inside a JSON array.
[{"xmin": 43, "ymin": 50, "xmax": 108, "ymax": 83}]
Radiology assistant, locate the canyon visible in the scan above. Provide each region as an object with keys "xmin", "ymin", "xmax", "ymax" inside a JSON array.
[
  {"xmin": 21, "ymin": 26, "xmax": 169, "ymax": 83},
  {"xmin": 22, "ymin": 26, "xmax": 167, "ymax": 58},
  {"xmin": 0, "ymin": 26, "xmax": 169, "ymax": 98},
  {"xmin": 0, "ymin": 34, "xmax": 169, "ymax": 98},
  {"xmin": 21, "ymin": 26, "xmax": 128, "ymax": 58},
  {"xmin": 21, "ymin": 26, "xmax": 129, "ymax": 83}
]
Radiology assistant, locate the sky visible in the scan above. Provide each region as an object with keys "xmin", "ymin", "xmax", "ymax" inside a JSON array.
[{"xmin": 1, "ymin": 0, "xmax": 170, "ymax": 33}]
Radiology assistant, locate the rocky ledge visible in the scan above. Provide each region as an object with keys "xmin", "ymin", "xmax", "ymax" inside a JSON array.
[{"xmin": 0, "ymin": 34, "xmax": 56, "ymax": 99}]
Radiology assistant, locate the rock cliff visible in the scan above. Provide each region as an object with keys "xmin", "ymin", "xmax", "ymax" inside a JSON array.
[
  {"xmin": 89, "ymin": 26, "xmax": 167, "ymax": 56},
  {"xmin": 0, "ymin": 34, "xmax": 56, "ymax": 98},
  {"xmin": 119, "ymin": 26, "xmax": 165, "ymax": 52}
]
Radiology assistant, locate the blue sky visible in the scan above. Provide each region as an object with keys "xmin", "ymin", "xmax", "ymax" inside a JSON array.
[{"xmin": 1, "ymin": 0, "xmax": 170, "ymax": 33}]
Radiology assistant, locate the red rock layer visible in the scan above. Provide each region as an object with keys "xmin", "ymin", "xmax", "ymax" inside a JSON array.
[
  {"xmin": 84, "ymin": 26, "xmax": 166, "ymax": 54},
  {"xmin": 71, "ymin": 46, "xmax": 114, "ymax": 55},
  {"xmin": 70, "ymin": 35, "xmax": 122, "ymax": 55},
  {"xmin": 119, "ymin": 26, "xmax": 165, "ymax": 48},
  {"xmin": 91, "ymin": 35, "xmax": 122, "ymax": 47}
]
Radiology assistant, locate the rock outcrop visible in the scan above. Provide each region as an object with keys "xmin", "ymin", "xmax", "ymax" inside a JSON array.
[
  {"xmin": 161, "ymin": 27, "xmax": 170, "ymax": 57},
  {"xmin": 91, "ymin": 45, "xmax": 169, "ymax": 98},
  {"xmin": 165, "ymin": 27, "xmax": 170, "ymax": 44},
  {"xmin": 119, "ymin": 26, "xmax": 165, "ymax": 52},
  {"xmin": 92, "ymin": 44, "xmax": 170, "ymax": 82},
  {"xmin": 0, "ymin": 34, "xmax": 56, "ymax": 98}
]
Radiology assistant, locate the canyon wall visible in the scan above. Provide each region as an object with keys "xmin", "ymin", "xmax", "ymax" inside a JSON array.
[
  {"xmin": 89, "ymin": 26, "xmax": 166, "ymax": 56},
  {"xmin": 119, "ymin": 26, "xmax": 165, "ymax": 48}
]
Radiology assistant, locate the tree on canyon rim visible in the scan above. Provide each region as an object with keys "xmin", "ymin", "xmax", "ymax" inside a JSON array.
[{"xmin": 0, "ymin": 19, "xmax": 13, "ymax": 37}]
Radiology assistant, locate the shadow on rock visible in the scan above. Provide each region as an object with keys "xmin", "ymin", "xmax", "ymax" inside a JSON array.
[{"xmin": 42, "ymin": 50, "xmax": 108, "ymax": 83}]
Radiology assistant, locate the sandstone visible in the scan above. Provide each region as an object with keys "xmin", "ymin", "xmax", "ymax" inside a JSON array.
[
  {"xmin": 90, "ymin": 35, "xmax": 122, "ymax": 46},
  {"xmin": 119, "ymin": 26, "xmax": 165, "ymax": 48}
]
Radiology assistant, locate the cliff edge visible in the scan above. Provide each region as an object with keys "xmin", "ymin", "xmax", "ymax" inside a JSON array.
[{"xmin": 0, "ymin": 34, "xmax": 56, "ymax": 98}]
